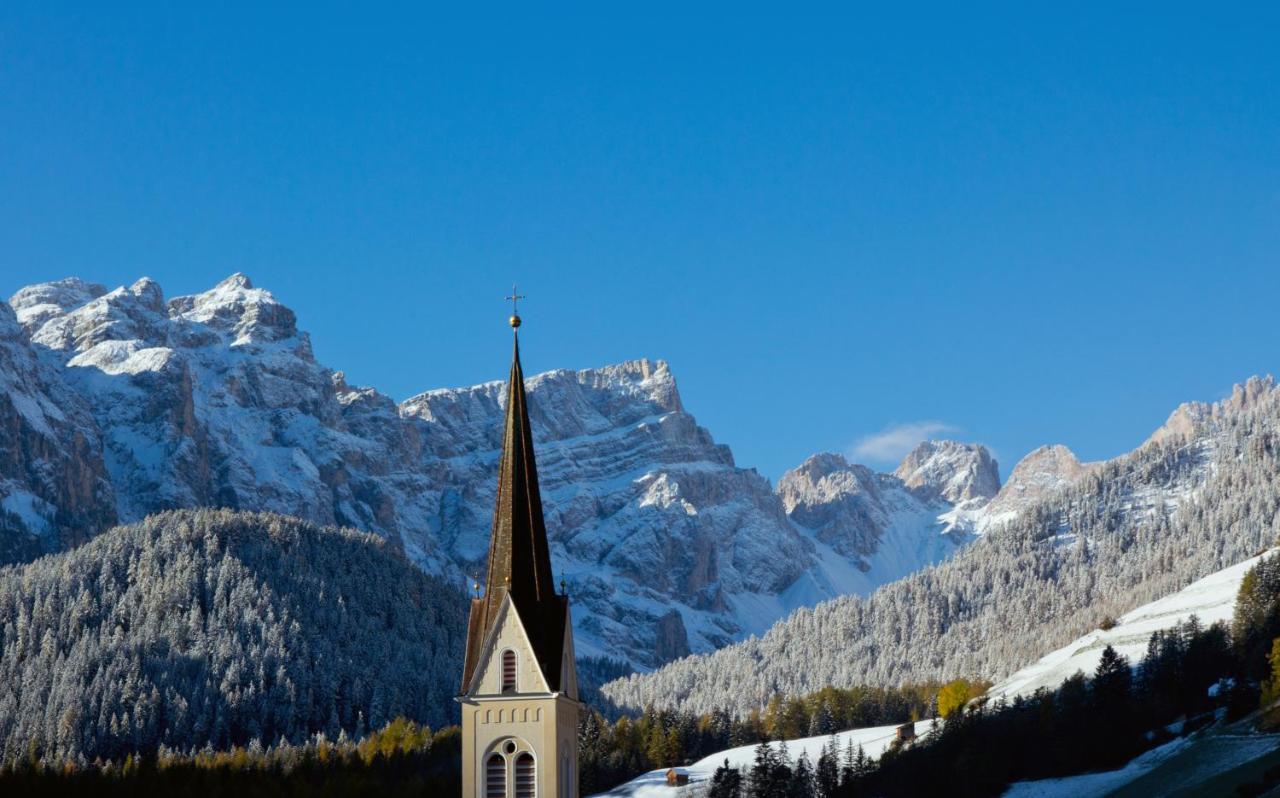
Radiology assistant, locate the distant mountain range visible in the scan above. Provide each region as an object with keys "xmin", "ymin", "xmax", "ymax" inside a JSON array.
[
  {"xmin": 601, "ymin": 377, "xmax": 1280, "ymax": 715},
  {"xmin": 2, "ymin": 273, "xmax": 1069, "ymax": 670}
]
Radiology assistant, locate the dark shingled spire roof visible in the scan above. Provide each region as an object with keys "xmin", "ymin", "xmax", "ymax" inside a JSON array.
[{"xmin": 460, "ymin": 332, "xmax": 568, "ymax": 693}]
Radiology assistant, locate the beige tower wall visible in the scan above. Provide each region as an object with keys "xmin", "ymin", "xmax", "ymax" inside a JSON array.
[
  {"xmin": 461, "ymin": 695, "xmax": 579, "ymax": 798},
  {"xmin": 460, "ymin": 595, "xmax": 580, "ymax": 797}
]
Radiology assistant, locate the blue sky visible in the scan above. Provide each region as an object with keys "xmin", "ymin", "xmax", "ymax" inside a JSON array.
[{"xmin": 2, "ymin": 6, "xmax": 1278, "ymax": 480}]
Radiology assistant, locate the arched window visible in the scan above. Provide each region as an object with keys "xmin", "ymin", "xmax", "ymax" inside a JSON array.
[
  {"xmin": 561, "ymin": 754, "xmax": 570, "ymax": 798},
  {"xmin": 502, "ymin": 649, "xmax": 518, "ymax": 693},
  {"xmin": 515, "ymin": 752, "xmax": 536, "ymax": 798},
  {"xmin": 485, "ymin": 753, "xmax": 506, "ymax": 798}
]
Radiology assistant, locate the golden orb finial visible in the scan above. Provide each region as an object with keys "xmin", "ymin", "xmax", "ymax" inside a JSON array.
[{"xmin": 505, "ymin": 284, "xmax": 525, "ymax": 329}]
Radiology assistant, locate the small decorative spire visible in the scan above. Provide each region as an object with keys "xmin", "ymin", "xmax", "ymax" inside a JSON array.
[
  {"xmin": 473, "ymin": 575, "xmax": 482, "ymax": 598},
  {"xmin": 560, "ymin": 578, "xmax": 567, "ymax": 596},
  {"xmin": 506, "ymin": 284, "xmax": 525, "ymax": 328}
]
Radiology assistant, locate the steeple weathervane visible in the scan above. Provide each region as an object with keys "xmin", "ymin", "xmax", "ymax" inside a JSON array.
[{"xmin": 506, "ymin": 284, "xmax": 525, "ymax": 328}]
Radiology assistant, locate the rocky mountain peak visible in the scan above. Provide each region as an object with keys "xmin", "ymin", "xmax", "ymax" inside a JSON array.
[
  {"xmin": 893, "ymin": 440, "xmax": 1000, "ymax": 503},
  {"xmin": 982, "ymin": 444, "xmax": 1099, "ymax": 526},
  {"xmin": 168, "ymin": 273, "xmax": 298, "ymax": 346},
  {"xmin": 1147, "ymin": 375, "xmax": 1279, "ymax": 447},
  {"xmin": 8, "ymin": 278, "xmax": 108, "ymax": 333},
  {"xmin": 776, "ymin": 453, "xmax": 872, "ymax": 511}
]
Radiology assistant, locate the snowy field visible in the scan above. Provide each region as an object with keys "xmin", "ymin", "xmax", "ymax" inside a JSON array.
[
  {"xmin": 590, "ymin": 720, "xmax": 934, "ymax": 797},
  {"xmin": 990, "ymin": 549, "xmax": 1275, "ymax": 701},
  {"xmin": 1003, "ymin": 726, "xmax": 1280, "ymax": 797}
]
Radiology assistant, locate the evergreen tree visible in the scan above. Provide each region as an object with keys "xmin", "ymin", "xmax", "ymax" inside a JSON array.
[
  {"xmin": 814, "ymin": 737, "xmax": 838, "ymax": 798},
  {"xmin": 787, "ymin": 752, "xmax": 814, "ymax": 798},
  {"xmin": 1093, "ymin": 645, "xmax": 1132, "ymax": 709},
  {"xmin": 708, "ymin": 758, "xmax": 743, "ymax": 798}
]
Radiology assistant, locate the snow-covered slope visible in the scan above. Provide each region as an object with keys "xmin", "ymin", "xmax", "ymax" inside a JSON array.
[
  {"xmin": 591, "ymin": 720, "xmax": 934, "ymax": 798},
  {"xmin": 1004, "ymin": 721, "xmax": 1280, "ymax": 798},
  {"xmin": 990, "ymin": 550, "xmax": 1273, "ymax": 701},
  {"xmin": 1, "ymin": 274, "xmax": 1009, "ymax": 670}
]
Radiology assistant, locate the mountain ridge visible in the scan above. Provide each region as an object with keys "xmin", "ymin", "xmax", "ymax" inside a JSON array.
[{"xmin": 1, "ymin": 273, "xmax": 999, "ymax": 670}]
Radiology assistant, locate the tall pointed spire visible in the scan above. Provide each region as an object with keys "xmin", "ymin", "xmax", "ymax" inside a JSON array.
[
  {"xmin": 460, "ymin": 310, "xmax": 570, "ymax": 693},
  {"xmin": 482, "ymin": 330, "xmax": 557, "ymax": 614}
]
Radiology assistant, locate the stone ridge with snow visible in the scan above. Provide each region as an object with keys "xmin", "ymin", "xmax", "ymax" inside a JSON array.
[
  {"xmin": 0, "ymin": 297, "xmax": 116, "ymax": 561},
  {"xmin": 776, "ymin": 452, "xmax": 978, "ymax": 594},
  {"xmin": 980, "ymin": 444, "xmax": 1100, "ymax": 531},
  {"xmin": 892, "ymin": 440, "xmax": 1000, "ymax": 504},
  {"xmin": 0, "ymin": 273, "xmax": 1016, "ymax": 670}
]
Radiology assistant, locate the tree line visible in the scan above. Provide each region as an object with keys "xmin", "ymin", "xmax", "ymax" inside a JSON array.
[
  {"xmin": 577, "ymin": 680, "xmax": 986, "ymax": 794},
  {"xmin": 703, "ymin": 550, "xmax": 1280, "ymax": 796}
]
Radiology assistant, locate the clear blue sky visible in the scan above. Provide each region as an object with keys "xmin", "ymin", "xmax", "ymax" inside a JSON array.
[{"xmin": 2, "ymin": 6, "xmax": 1278, "ymax": 480}]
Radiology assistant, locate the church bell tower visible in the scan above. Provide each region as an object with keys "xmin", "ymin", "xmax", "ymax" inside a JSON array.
[{"xmin": 459, "ymin": 297, "xmax": 580, "ymax": 798}]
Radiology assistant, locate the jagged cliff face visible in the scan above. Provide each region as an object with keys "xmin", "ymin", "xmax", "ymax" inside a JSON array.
[
  {"xmin": 0, "ymin": 299, "xmax": 115, "ymax": 562},
  {"xmin": 893, "ymin": 440, "xmax": 1001, "ymax": 504},
  {"xmin": 0, "ymin": 273, "xmax": 1012, "ymax": 669},
  {"xmin": 981, "ymin": 443, "xmax": 1100, "ymax": 527}
]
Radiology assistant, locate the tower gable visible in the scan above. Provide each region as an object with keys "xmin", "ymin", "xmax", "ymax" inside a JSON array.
[{"xmin": 467, "ymin": 593, "xmax": 552, "ymax": 696}]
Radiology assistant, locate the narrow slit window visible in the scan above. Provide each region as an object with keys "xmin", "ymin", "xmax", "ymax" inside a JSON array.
[
  {"xmin": 515, "ymin": 752, "xmax": 536, "ymax": 798},
  {"xmin": 486, "ymin": 754, "xmax": 506, "ymax": 798},
  {"xmin": 502, "ymin": 649, "xmax": 518, "ymax": 693}
]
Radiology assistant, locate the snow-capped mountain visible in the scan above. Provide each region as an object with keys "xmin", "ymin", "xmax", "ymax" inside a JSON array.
[
  {"xmin": 893, "ymin": 440, "xmax": 1000, "ymax": 504},
  {"xmin": 0, "ymin": 273, "xmax": 1008, "ymax": 670},
  {"xmin": 775, "ymin": 446, "xmax": 993, "ymax": 597}
]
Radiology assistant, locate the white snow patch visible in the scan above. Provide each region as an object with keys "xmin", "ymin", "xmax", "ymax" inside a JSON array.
[
  {"xmin": 990, "ymin": 549, "xmax": 1275, "ymax": 701},
  {"xmin": 593, "ymin": 720, "xmax": 934, "ymax": 797}
]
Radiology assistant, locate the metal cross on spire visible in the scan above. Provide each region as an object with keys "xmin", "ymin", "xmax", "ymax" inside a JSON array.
[{"xmin": 506, "ymin": 284, "xmax": 525, "ymax": 328}]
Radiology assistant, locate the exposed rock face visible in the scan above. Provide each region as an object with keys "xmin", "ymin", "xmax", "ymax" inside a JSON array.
[
  {"xmin": 0, "ymin": 300, "xmax": 115, "ymax": 563},
  {"xmin": 654, "ymin": 610, "xmax": 692, "ymax": 662},
  {"xmin": 777, "ymin": 450, "xmax": 980, "ymax": 592},
  {"xmin": 983, "ymin": 444, "xmax": 1099, "ymax": 527},
  {"xmin": 1147, "ymin": 375, "xmax": 1277, "ymax": 447},
  {"xmin": 893, "ymin": 440, "xmax": 1001, "ymax": 504}
]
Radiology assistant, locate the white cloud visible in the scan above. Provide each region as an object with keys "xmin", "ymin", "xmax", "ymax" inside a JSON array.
[{"xmin": 849, "ymin": 420, "xmax": 960, "ymax": 465}]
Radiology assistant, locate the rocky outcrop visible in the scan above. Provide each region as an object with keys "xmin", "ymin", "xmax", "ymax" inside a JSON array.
[
  {"xmin": 983, "ymin": 444, "xmax": 1099, "ymax": 527},
  {"xmin": 0, "ymin": 300, "xmax": 116, "ymax": 563},
  {"xmin": 893, "ymin": 440, "xmax": 1000, "ymax": 504},
  {"xmin": 654, "ymin": 610, "xmax": 692, "ymax": 662}
]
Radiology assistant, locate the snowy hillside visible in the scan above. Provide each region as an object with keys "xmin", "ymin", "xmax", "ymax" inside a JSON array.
[
  {"xmin": 990, "ymin": 550, "xmax": 1275, "ymax": 701},
  {"xmin": 1003, "ymin": 721, "xmax": 1280, "ymax": 797},
  {"xmin": 591, "ymin": 720, "xmax": 934, "ymax": 798},
  {"xmin": 602, "ymin": 376, "xmax": 1280, "ymax": 715},
  {"xmin": 0, "ymin": 509, "xmax": 468, "ymax": 763},
  {"xmin": 1, "ymin": 274, "xmax": 1005, "ymax": 670}
]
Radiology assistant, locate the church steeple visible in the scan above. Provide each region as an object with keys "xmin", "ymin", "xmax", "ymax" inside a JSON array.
[
  {"xmin": 481, "ymin": 330, "xmax": 559, "ymax": 613},
  {"xmin": 458, "ymin": 296, "xmax": 580, "ymax": 798},
  {"xmin": 460, "ymin": 309, "xmax": 570, "ymax": 694}
]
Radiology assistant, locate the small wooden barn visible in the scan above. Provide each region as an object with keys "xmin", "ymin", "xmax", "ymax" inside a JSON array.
[{"xmin": 666, "ymin": 767, "xmax": 690, "ymax": 786}]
